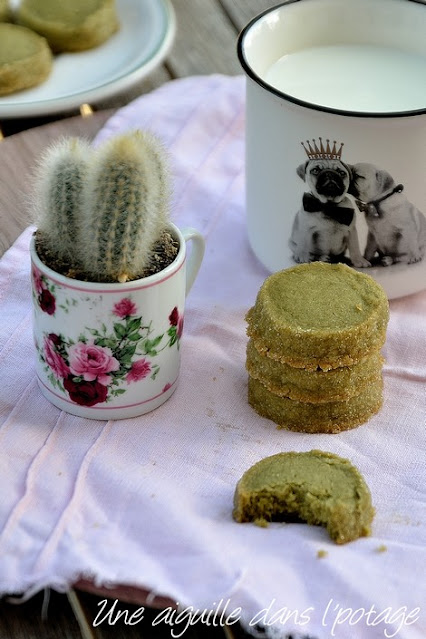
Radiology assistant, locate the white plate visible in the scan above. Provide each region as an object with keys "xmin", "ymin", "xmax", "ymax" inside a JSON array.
[{"xmin": 0, "ymin": 0, "xmax": 176, "ymax": 118}]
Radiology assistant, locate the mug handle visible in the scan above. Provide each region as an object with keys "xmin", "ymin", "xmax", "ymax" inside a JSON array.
[{"xmin": 182, "ymin": 228, "xmax": 205, "ymax": 296}]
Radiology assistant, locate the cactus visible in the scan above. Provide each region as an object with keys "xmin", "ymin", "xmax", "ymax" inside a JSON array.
[
  {"xmin": 80, "ymin": 130, "xmax": 170, "ymax": 282},
  {"xmin": 33, "ymin": 137, "xmax": 90, "ymax": 264},
  {"xmin": 33, "ymin": 130, "xmax": 172, "ymax": 282}
]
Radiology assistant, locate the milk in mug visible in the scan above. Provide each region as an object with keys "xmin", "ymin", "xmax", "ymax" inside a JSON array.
[{"xmin": 264, "ymin": 44, "xmax": 426, "ymax": 113}]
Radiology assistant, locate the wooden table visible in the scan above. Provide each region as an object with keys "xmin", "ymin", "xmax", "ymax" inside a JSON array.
[{"xmin": 0, "ymin": 2, "xmax": 284, "ymax": 638}]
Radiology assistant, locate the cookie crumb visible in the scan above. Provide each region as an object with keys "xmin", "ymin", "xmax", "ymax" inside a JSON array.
[
  {"xmin": 376, "ymin": 544, "xmax": 387, "ymax": 553},
  {"xmin": 317, "ymin": 550, "xmax": 328, "ymax": 559}
]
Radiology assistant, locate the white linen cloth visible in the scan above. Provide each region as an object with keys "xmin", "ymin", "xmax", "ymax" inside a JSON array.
[{"xmin": 0, "ymin": 75, "xmax": 425, "ymax": 639}]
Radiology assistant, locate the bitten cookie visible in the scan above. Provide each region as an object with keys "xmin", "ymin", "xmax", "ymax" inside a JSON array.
[
  {"xmin": 0, "ymin": 23, "xmax": 52, "ymax": 96},
  {"xmin": 17, "ymin": 0, "xmax": 119, "ymax": 52},
  {"xmin": 233, "ymin": 450, "xmax": 375, "ymax": 544},
  {"xmin": 248, "ymin": 375, "xmax": 383, "ymax": 434},
  {"xmin": 246, "ymin": 262, "xmax": 389, "ymax": 371}
]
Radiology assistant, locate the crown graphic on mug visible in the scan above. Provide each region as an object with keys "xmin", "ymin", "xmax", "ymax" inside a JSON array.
[{"xmin": 301, "ymin": 138, "xmax": 344, "ymax": 160}]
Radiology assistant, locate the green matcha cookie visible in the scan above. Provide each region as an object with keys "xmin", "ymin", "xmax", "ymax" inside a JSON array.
[
  {"xmin": 233, "ymin": 450, "xmax": 375, "ymax": 544},
  {"xmin": 246, "ymin": 262, "xmax": 389, "ymax": 371},
  {"xmin": 17, "ymin": 0, "xmax": 119, "ymax": 52},
  {"xmin": 248, "ymin": 375, "xmax": 383, "ymax": 433},
  {"xmin": 0, "ymin": 24, "xmax": 52, "ymax": 96},
  {"xmin": 246, "ymin": 339, "xmax": 384, "ymax": 403}
]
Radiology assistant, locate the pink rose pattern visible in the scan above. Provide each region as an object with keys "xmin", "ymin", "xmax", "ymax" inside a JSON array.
[
  {"xmin": 126, "ymin": 358, "xmax": 151, "ymax": 384},
  {"xmin": 32, "ymin": 265, "xmax": 44, "ymax": 295},
  {"xmin": 36, "ymin": 296, "xmax": 183, "ymax": 407},
  {"xmin": 44, "ymin": 335, "xmax": 70, "ymax": 379},
  {"xmin": 32, "ymin": 265, "xmax": 56, "ymax": 315},
  {"xmin": 64, "ymin": 377, "xmax": 108, "ymax": 407},
  {"xmin": 167, "ymin": 306, "xmax": 184, "ymax": 345},
  {"xmin": 68, "ymin": 343, "xmax": 119, "ymax": 386},
  {"xmin": 113, "ymin": 297, "xmax": 137, "ymax": 319}
]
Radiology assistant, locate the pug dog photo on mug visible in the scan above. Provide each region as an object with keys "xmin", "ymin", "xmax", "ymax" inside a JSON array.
[
  {"xmin": 238, "ymin": 0, "xmax": 426, "ymax": 299},
  {"xmin": 288, "ymin": 137, "xmax": 426, "ymax": 270}
]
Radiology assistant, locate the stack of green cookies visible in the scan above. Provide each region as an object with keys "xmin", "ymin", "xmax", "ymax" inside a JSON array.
[{"xmin": 246, "ymin": 262, "xmax": 389, "ymax": 433}]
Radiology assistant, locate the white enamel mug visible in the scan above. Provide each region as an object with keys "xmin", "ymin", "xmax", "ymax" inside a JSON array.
[
  {"xmin": 31, "ymin": 224, "xmax": 204, "ymax": 420},
  {"xmin": 238, "ymin": 0, "xmax": 426, "ymax": 299}
]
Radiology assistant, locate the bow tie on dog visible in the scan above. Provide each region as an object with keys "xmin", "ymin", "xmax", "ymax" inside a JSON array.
[
  {"xmin": 302, "ymin": 193, "xmax": 354, "ymax": 226},
  {"xmin": 289, "ymin": 158, "xmax": 370, "ymax": 268}
]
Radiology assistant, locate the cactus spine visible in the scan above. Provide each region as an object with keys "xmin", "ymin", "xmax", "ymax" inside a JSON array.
[
  {"xmin": 34, "ymin": 137, "xmax": 90, "ymax": 263},
  {"xmin": 33, "ymin": 130, "xmax": 172, "ymax": 283},
  {"xmin": 80, "ymin": 130, "xmax": 170, "ymax": 282}
]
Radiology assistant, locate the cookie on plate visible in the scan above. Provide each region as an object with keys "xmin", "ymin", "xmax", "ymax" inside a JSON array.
[
  {"xmin": 17, "ymin": 0, "xmax": 119, "ymax": 53},
  {"xmin": 233, "ymin": 450, "xmax": 374, "ymax": 544},
  {"xmin": 0, "ymin": 23, "xmax": 52, "ymax": 96},
  {"xmin": 0, "ymin": 0, "xmax": 10, "ymax": 22}
]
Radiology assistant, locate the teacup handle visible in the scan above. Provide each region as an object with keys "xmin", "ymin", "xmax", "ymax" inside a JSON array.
[{"xmin": 182, "ymin": 228, "xmax": 205, "ymax": 295}]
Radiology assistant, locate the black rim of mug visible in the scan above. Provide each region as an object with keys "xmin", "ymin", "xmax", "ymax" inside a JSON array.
[{"xmin": 237, "ymin": 0, "xmax": 426, "ymax": 119}]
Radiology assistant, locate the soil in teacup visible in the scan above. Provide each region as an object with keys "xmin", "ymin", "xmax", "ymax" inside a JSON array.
[{"xmin": 34, "ymin": 229, "xmax": 179, "ymax": 282}]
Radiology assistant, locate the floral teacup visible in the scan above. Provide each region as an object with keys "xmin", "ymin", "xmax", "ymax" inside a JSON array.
[{"xmin": 31, "ymin": 224, "xmax": 204, "ymax": 420}]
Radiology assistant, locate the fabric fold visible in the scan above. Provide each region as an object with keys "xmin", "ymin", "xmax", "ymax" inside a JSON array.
[{"xmin": 0, "ymin": 75, "xmax": 425, "ymax": 639}]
